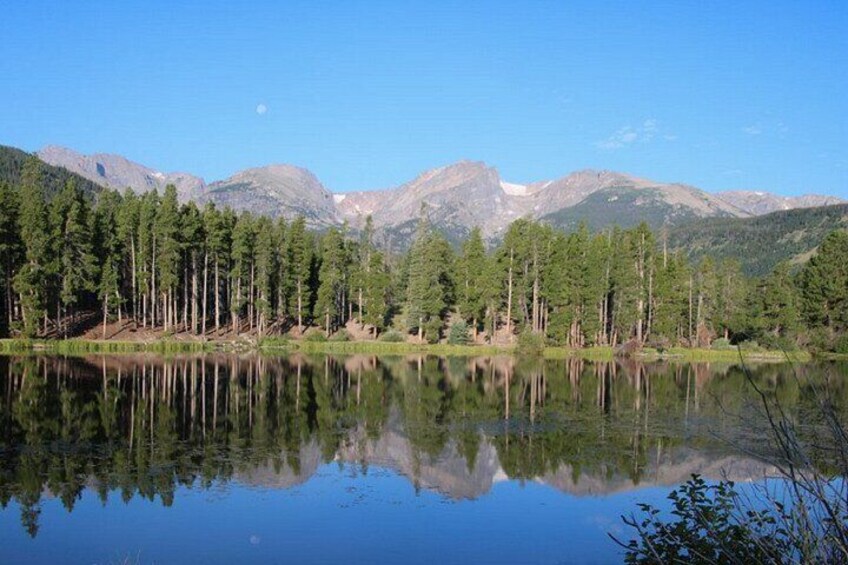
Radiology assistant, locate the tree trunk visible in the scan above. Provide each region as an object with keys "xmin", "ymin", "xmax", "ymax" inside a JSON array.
[
  {"xmin": 297, "ymin": 280, "xmax": 303, "ymax": 332},
  {"xmin": 131, "ymin": 236, "xmax": 137, "ymax": 325},
  {"xmin": 506, "ymin": 248, "xmax": 514, "ymax": 342},
  {"xmin": 192, "ymin": 251, "xmax": 199, "ymax": 334},
  {"xmin": 214, "ymin": 259, "xmax": 220, "ymax": 333},
  {"xmin": 103, "ymin": 293, "xmax": 109, "ymax": 339},
  {"xmin": 202, "ymin": 250, "xmax": 208, "ymax": 335}
]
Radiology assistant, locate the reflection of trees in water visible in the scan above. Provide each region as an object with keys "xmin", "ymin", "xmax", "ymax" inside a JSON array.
[{"xmin": 0, "ymin": 354, "xmax": 844, "ymax": 537}]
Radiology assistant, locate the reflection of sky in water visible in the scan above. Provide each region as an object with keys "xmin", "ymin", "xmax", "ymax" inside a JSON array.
[{"xmin": 0, "ymin": 463, "xmax": 675, "ymax": 564}]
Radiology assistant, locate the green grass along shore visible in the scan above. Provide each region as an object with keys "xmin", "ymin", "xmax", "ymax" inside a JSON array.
[{"xmin": 0, "ymin": 337, "xmax": 819, "ymax": 362}]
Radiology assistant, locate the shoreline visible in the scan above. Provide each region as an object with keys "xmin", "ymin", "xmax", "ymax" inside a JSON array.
[{"xmin": 0, "ymin": 337, "xmax": 821, "ymax": 362}]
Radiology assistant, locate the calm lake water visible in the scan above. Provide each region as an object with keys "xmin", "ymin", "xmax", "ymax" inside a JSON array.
[{"xmin": 0, "ymin": 354, "xmax": 844, "ymax": 564}]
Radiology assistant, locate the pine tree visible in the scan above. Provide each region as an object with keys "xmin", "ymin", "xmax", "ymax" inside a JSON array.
[
  {"xmin": 203, "ymin": 203, "xmax": 231, "ymax": 334},
  {"xmin": 404, "ymin": 216, "xmax": 451, "ymax": 342},
  {"xmin": 652, "ymin": 251, "xmax": 690, "ymax": 344},
  {"xmin": 0, "ymin": 180, "xmax": 22, "ymax": 335},
  {"xmin": 136, "ymin": 191, "xmax": 159, "ymax": 327},
  {"xmin": 230, "ymin": 213, "xmax": 255, "ymax": 334},
  {"xmin": 92, "ymin": 189, "xmax": 124, "ymax": 337},
  {"xmin": 457, "ymin": 227, "xmax": 487, "ymax": 340},
  {"xmin": 254, "ymin": 216, "xmax": 277, "ymax": 335},
  {"xmin": 799, "ymin": 230, "xmax": 848, "ymax": 335},
  {"xmin": 362, "ymin": 250, "xmax": 390, "ymax": 337},
  {"xmin": 155, "ymin": 185, "xmax": 181, "ymax": 331},
  {"xmin": 747, "ymin": 262, "xmax": 800, "ymax": 342},
  {"xmin": 714, "ymin": 259, "xmax": 746, "ymax": 340},
  {"xmin": 13, "ymin": 158, "xmax": 53, "ymax": 337},
  {"xmin": 693, "ymin": 256, "xmax": 717, "ymax": 346},
  {"xmin": 179, "ymin": 201, "xmax": 204, "ymax": 333},
  {"xmin": 315, "ymin": 228, "xmax": 345, "ymax": 335},
  {"xmin": 50, "ymin": 179, "xmax": 97, "ymax": 336},
  {"xmin": 116, "ymin": 189, "xmax": 140, "ymax": 324},
  {"xmin": 287, "ymin": 216, "xmax": 311, "ymax": 332}
]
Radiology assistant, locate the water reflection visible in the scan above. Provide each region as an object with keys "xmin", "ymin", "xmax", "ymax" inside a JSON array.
[{"xmin": 0, "ymin": 354, "xmax": 844, "ymax": 538}]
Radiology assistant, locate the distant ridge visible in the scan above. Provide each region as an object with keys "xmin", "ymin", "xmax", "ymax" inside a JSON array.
[
  {"xmin": 23, "ymin": 144, "xmax": 848, "ymax": 263},
  {"xmin": 0, "ymin": 145, "xmax": 103, "ymax": 200},
  {"xmin": 668, "ymin": 203, "xmax": 848, "ymax": 276}
]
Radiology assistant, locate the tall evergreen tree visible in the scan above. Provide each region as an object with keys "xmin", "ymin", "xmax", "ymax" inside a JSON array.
[
  {"xmin": 799, "ymin": 230, "xmax": 848, "ymax": 337},
  {"xmin": 405, "ymin": 216, "xmax": 451, "ymax": 342},
  {"xmin": 50, "ymin": 179, "xmax": 97, "ymax": 336},
  {"xmin": 0, "ymin": 180, "xmax": 22, "ymax": 335},
  {"xmin": 155, "ymin": 185, "xmax": 181, "ymax": 331},
  {"xmin": 457, "ymin": 227, "xmax": 487, "ymax": 340},
  {"xmin": 13, "ymin": 158, "xmax": 53, "ymax": 337},
  {"xmin": 287, "ymin": 216, "xmax": 311, "ymax": 332},
  {"xmin": 315, "ymin": 227, "xmax": 345, "ymax": 335}
]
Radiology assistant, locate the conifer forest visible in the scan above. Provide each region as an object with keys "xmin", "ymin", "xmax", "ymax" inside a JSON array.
[{"xmin": 1, "ymin": 158, "xmax": 846, "ymax": 354}]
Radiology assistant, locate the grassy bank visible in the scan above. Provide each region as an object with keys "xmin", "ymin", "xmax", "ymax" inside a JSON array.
[
  {"xmin": 260, "ymin": 338, "xmax": 806, "ymax": 362},
  {"xmin": 0, "ymin": 337, "xmax": 813, "ymax": 362},
  {"xmin": 0, "ymin": 338, "xmax": 213, "ymax": 355}
]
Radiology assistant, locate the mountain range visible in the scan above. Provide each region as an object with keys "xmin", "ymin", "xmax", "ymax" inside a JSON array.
[{"xmin": 34, "ymin": 146, "xmax": 844, "ymax": 247}]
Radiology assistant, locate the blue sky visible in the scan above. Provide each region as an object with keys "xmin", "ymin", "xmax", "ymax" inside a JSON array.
[{"xmin": 1, "ymin": 0, "xmax": 846, "ymax": 196}]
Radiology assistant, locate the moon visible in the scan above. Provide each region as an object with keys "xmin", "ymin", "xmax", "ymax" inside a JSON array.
[{"xmin": 256, "ymin": 103, "xmax": 267, "ymax": 115}]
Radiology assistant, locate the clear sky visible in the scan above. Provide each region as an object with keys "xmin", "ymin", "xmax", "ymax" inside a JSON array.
[{"xmin": 1, "ymin": 1, "xmax": 846, "ymax": 196}]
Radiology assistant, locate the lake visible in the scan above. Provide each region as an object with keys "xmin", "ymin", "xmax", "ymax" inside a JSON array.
[{"xmin": 0, "ymin": 354, "xmax": 844, "ymax": 564}]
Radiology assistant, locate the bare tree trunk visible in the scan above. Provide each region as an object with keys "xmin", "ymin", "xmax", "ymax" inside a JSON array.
[
  {"xmin": 214, "ymin": 259, "xmax": 220, "ymax": 333},
  {"xmin": 297, "ymin": 280, "xmax": 303, "ymax": 332},
  {"xmin": 249, "ymin": 261, "xmax": 255, "ymax": 332},
  {"xmin": 192, "ymin": 252, "xmax": 199, "ymax": 334},
  {"xmin": 688, "ymin": 275, "xmax": 694, "ymax": 347},
  {"xmin": 131, "ymin": 236, "xmax": 137, "ymax": 325},
  {"xmin": 103, "ymin": 294, "xmax": 109, "ymax": 339},
  {"xmin": 233, "ymin": 277, "xmax": 241, "ymax": 334},
  {"xmin": 151, "ymin": 236, "xmax": 157, "ymax": 327},
  {"xmin": 506, "ymin": 248, "xmax": 514, "ymax": 342},
  {"xmin": 202, "ymin": 251, "xmax": 208, "ymax": 335},
  {"xmin": 532, "ymin": 250, "xmax": 539, "ymax": 333}
]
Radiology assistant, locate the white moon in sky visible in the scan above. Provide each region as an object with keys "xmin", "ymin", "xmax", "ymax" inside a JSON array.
[{"xmin": 256, "ymin": 104, "xmax": 267, "ymax": 115}]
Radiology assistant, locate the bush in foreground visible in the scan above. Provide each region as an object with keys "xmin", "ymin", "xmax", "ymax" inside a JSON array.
[{"xmin": 614, "ymin": 356, "xmax": 848, "ymax": 564}]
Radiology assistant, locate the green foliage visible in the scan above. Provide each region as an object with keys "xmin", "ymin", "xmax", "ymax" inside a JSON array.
[
  {"xmin": 378, "ymin": 329, "xmax": 405, "ymax": 342},
  {"xmin": 0, "ymin": 151, "xmax": 844, "ymax": 355},
  {"xmin": 516, "ymin": 329, "xmax": 545, "ymax": 357},
  {"xmin": 669, "ymin": 203, "xmax": 848, "ymax": 277},
  {"xmin": 834, "ymin": 335, "xmax": 848, "ymax": 355},
  {"xmin": 303, "ymin": 330, "xmax": 327, "ymax": 342},
  {"xmin": 404, "ymin": 214, "xmax": 453, "ymax": 341},
  {"xmin": 711, "ymin": 337, "xmax": 732, "ymax": 350},
  {"xmin": 617, "ymin": 475, "xmax": 788, "ymax": 564},
  {"xmin": 328, "ymin": 328, "xmax": 350, "ymax": 342},
  {"xmin": 447, "ymin": 320, "xmax": 470, "ymax": 345}
]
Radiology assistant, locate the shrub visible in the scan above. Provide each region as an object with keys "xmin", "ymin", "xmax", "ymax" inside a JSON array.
[
  {"xmin": 379, "ymin": 329, "xmax": 405, "ymax": 342},
  {"xmin": 833, "ymin": 334, "xmax": 848, "ymax": 355},
  {"xmin": 738, "ymin": 340, "xmax": 762, "ymax": 352},
  {"xmin": 615, "ymin": 475, "xmax": 789, "ymax": 564},
  {"xmin": 304, "ymin": 331, "xmax": 327, "ymax": 342},
  {"xmin": 447, "ymin": 321, "xmax": 469, "ymax": 345},
  {"xmin": 711, "ymin": 337, "xmax": 733, "ymax": 350},
  {"xmin": 516, "ymin": 329, "xmax": 545, "ymax": 357},
  {"xmin": 617, "ymin": 361, "xmax": 848, "ymax": 564},
  {"xmin": 758, "ymin": 333, "xmax": 799, "ymax": 352},
  {"xmin": 328, "ymin": 329, "xmax": 350, "ymax": 342}
]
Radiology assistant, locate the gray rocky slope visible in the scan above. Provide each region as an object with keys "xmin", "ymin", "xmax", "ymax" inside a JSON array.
[{"xmin": 38, "ymin": 145, "xmax": 844, "ymax": 236}]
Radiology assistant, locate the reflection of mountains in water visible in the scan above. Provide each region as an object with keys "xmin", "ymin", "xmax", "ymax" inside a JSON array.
[
  {"xmin": 244, "ymin": 411, "xmax": 775, "ymax": 500},
  {"xmin": 1, "ymin": 352, "xmax": 837, "ymax": 524}
]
